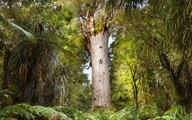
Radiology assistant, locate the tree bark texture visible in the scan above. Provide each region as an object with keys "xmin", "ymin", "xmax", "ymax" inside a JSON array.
[
  {"xmin": 90, "ymin": 31, "xmax": 111, "ymax": 107},
  {"xmin": 2, "ymin": 48, "xmax": 11, "ymax": 89}
]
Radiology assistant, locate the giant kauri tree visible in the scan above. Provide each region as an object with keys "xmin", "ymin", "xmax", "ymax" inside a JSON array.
[{"xmin": 66, "ymin": 0, "xmax": 144, "ymax": 107}]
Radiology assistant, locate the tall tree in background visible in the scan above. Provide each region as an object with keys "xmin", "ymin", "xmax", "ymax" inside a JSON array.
[
  {"xmin": 158, "ymin": 0, "xmax": 192, "ymax": 110},
  {"xmin": 120, "ymin": 0, "xmax": 192, "ymax": 110}
]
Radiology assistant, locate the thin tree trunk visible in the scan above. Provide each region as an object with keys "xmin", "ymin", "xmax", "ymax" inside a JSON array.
[
  {"xmin": 132, "ymin": 70, "xmax": 138, "ymax": 110},
  {"xmin": 133, "ymin": 80, "xmax": 138, "ymax": 110},
  {"xmin": 90, "ymin": 31, "xmax": 111, "ymax": 107}
]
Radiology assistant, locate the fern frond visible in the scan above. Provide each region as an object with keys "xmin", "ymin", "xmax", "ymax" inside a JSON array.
[
  {"xmin": 0, "ymin": 103, "xmax": 71, "ymax": 120},
  {"xmin": 30, "ymin": 105, "xmax": 70, "ymax": 120},
  {"xmin": 30, "ymin": 106, "xmax": 58, "ymax": 119},
  {"xmin": 0, "ymin": 103, "xmax": 35, "ymax": 119}
]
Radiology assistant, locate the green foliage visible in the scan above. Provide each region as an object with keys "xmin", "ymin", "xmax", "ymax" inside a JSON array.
[
  {"xmin": 0, "ymin": 103, "xmax": 71, "ymax": 120},
  {"xmin": 74, "ymin": 108, "xmax": 114, "ymax": 120},
  {"xmin": 0, "ymin": 89, "xmax": 14, "ymax": 107},
  {"xmin": 138, "ymin": 105, "xmax": 159, "ymax": 119},
  {"xmin": 0, "ymin": 103, "xmax": 35, "ymax": 119},
  {"xmin": 112, "ymin": 106, "xmax": 138, "ymax": 120},
  {"xmin": 112, "ymin": 105, "xmax": 158, "ymax": 120},
  {"xmin": 68, "ymin": 105, "xmax": 192, "ymax": 120},
  {"xmin": 94, "ymin": 21, "xmax": 104, "ymax": 34},
  {"xmin": 1, "ymin": 1, "xmax": 192, "ymax": 120},
  {"xmin": 154, "ymin": 107, "xmax": 189, "ymax": 120},
  {"xmin": 0, "ymin": 1, "xmax": 90, "ymax": 107},
  {"xmin": 53, "ymin": 105, "xmax": 78, "ymax": 119}
]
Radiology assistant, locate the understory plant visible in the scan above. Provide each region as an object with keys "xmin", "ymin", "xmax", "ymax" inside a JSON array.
[{"xmin": 0, "ymin": 103, "xmax": 71, "ymax": 120}]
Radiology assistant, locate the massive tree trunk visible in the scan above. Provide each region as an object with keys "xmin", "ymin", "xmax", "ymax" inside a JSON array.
[
  {"xmin": 79, "ymin": 1, "xmax": 112, "ymax": 107},
  {"xmin": 90, "ymin": 31, "xmax": 111, "ymax": 107}
]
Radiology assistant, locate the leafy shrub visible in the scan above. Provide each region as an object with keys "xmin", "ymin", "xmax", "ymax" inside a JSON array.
[
  {"xmin": 0, "ymin": 103, "xmax": 71, "ymax": 120},
  {"xmin": 112, "ymin": 106, "xmax": 138, "ymax": 120},
  {"xmin": 0, "ymin": 89, "xmax": 14, "ymax": 107},
  {"xmin": 73, "ymin": 107, "xmax": 114, "ymax": 120},
  {"xmin": 72, "ymin": 105, "xmax": 192, "ymax": 120},
  {"xmin": 138, "ymin": 104, "xmax": 159, "ymax": 119},
  {"xmin": 53, "ymin": 105, "xmax": 79, "ymax": 119},
  {"xmin": 72, "ymin": 105, "xmax": 158, "ymax": 120},
  {"xmin": 49, "ymin": 105, "xmax": 192, "ymax": 120},
  {"xmin": 154, "ymin": 107, "xmax": 188, "ymax": 120}
]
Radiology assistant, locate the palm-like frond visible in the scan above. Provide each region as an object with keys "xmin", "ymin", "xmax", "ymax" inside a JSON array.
[
  {"xmin": 8, "ymin": 21, "xmax": 35, "ymax": 41},
  {"xmin": 0, "ymin": 15, "xmax": 36, "ymax": 43}
]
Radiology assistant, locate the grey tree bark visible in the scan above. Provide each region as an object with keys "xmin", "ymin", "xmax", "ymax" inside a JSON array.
[
  {"xmin": 90, "ymin": 31, "xmax": 111, "ymax": 107},
  {"xmin": 79, "ymin": 1, "xmax": 112, "ymax": 107}
]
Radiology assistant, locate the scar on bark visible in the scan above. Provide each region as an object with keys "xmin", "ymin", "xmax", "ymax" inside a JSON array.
[
  {"xmin": 99, "ymin": 46, "xmax": 102, "ymax": 48},
  {"xmin": 99, "ymin": 59, "xmax": 103, "ymax": 64},
  {"xmin": 93, "ymin": 98, "xmax": 96, "ymax": 101}
]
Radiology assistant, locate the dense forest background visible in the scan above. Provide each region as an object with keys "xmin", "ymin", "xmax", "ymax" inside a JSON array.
[{"xmin": 0, "ymin": 0, "xmax": 192, "ymax": 119}]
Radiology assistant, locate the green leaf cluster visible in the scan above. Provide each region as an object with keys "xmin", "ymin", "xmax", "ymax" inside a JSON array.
[{"xmin": 0, "ymin": 103, "xmax": 71, "ymax": 120}]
